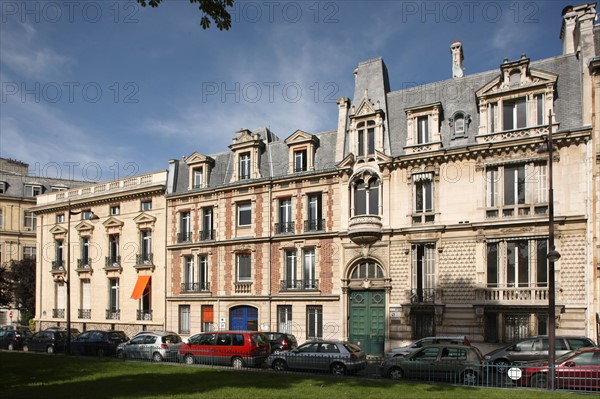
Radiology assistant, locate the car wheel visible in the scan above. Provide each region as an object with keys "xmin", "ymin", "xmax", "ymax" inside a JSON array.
[
  {"xmin": 330, "ymin": 362, "xmax": 346, "ymax": 376},
  {"xmin": 494, "ymin": 359, "xmax": 510, "ymax": 374},
  {"xmin": 388, "ymin": 366, "xmax": 404, "ymax": 380},
  {"xmin": 7, "ymin": 343, "xmax": 14, "ymax": 351},
  {"xmin": 117, "ymin": 350, "xmax": 125, "ymax": 359},
  {"xmin": 152, "ymin": 352, "xmax": 163, "ymax": 362},
  {"xmin": 184, "ymin": 354, "xmax": 195, "ymax": 365},
  {"xmin": 22, "ymin": 345, "xmax": 29, "ymax": 352},
  {"xmin": 462, "ymin": 370, "xmax": 478, "ymax": 385},
  {"xmin": 97, "ymin": 348, "xmax": 105, "ymax": 357},
  {"xmin": 531, "ymin": 373, "xmax": 548, "ymax": 389},
  {"xmin": 47, "ymin": 346, "xmax": 54, "ymax": 354},
  {"xmin": 272, "ymin": 359, "xmax": 288, "ymax": 371},
  {"xmin": 231, "ymin": 357, "xmax": 244, "ymax": 369}
]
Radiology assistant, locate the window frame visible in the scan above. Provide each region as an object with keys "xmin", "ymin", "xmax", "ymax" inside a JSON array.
[
  {"xmin": 306, "ymin": 305, "xmax": 323, "ymax": 339},
  {"xmin": 236, "ymin": 253, "xmax": 251, "ymax": 282},
  {"xmin": 237, "ymin": 202, "xmax": 252, "ymax": 227},
  {"xmin": 24, "ymin": 184, "xmax": 42, "ymax": 197},
  {"xmin": 239, "ymin": 152, "xmax": 251, "ymax": 180}
]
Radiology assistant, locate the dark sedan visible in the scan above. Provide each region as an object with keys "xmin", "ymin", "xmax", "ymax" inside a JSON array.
[
  {"xmin": 70, "ymin": 330, "xmax": 128, "ymax": 356},
  {"xmin": 23, "ymin": 330, "xmax": 67, "ymax": 353},
  {"xmin": 0, "ymin": 329, "xmax": 32, "ymax": 350},
  {"xmin": 516, "ymin": 347, "xmax": 600, "ymax": 390}
]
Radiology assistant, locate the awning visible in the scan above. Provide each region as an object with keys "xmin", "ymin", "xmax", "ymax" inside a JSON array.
[{"xmin": 131, "ymin": 275, "xmax": 151, "ymax": 299}]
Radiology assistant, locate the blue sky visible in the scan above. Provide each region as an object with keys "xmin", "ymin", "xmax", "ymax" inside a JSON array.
[{"xmin": 0, "ymin": 1, "xmax": 577, "ymax": 183}]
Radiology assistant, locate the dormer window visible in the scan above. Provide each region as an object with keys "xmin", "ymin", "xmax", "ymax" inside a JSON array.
[
  {"xmin": 449, "ymin": 111, "xmax": 471, "ymax": 138},
  {"xmin": 357, "ymin": 120, "xmax": 376, "ymax": 156},
  {"xmin": 239, "ymin": 152, "xmax": 251, "ymax": 180},
  {"xmin": 416, "ymin": 116, "xmax": 429, "ymax": 144},
  {"xmin": 285, "ymin": 130, "xmax": 318, "ymax": 174},
  {"xmin": 404, "ymin": 103, "xmax": 442, "ymax": 152},
  {"xmin": 24, "ymin": 184, "xmax": 42, "ymax": 197},
  {"xmin": 0, "ymin": 181, "xmax": 5, "ymax": 194},
  {"xmin": 193, "ymin": 167, "xmax": 203, "ymax": 189},
  {"xmin": 186, "ymin": 152, "xmax": 215, "ymax": 190},
  {"xmin": 294, "ymin": 149, "xmax": 307, "ymax": 172}
]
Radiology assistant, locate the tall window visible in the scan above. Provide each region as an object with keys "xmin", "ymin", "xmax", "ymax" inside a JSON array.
[
  {"xmin": 278, "ymin": 197, "xmax": 293, "ymax": 233},
  {"xmin": 201, "ymin": 207, "xmax": 213, "ymax": 240},
  {"xmin": 179, "ymin": 305, "xmax": 191, "ymax": 334},
  {"xmin": 239, "ymin": 152, "xmax": 251, "ymax": 180},
  {"xmin": 417, "ymin": 116, "xmax": 429, "ymax": 144},
  {"xmin": 55, "ymin": 240, "xmax": 64, "ymax": 267},
  {"xmin": 183, "ymin": 256, "xmax": 194, "ymax": 291},
  {"xmin": 353, "ymin": 177, "xmax": 379, "ymax": 216},
  {"xmin": 303, "ymin": 249, "xmax": 316, "ymax": 289},
  {"xmin": 80, "ymin": 236, "xmax": 90, "ymax": 265},
  {"xmin": 414, "ymin": 177, "xmax": 433, "ymax": 214},
  {"xmin": 80, "ymin": 279, "xmax": 91, "ymax": 318},
  {"xmin": 109, "ymin": 278, "xmax": 119, "ymax": 311},
  {"xmin": 412, "ymin": 243, "xmax": 436, "ymax": 303},
  {"xmin": 193, "ymin": 167, "xmax": 203, "ymax": 188},
  {"xmin": 140, "ymin": 230, "xmax": 152, "ymax": 261},
  {"xmin": 306, "ymin": 193, "xmax": 323, "ymax": 231},
  {"xmin": 24, "ymin": 211, "xmax": 35, "ymax": 230},
  {"xmin": 294, "ymin": 149, "xmax": 307, "ymax": 172},
  {"xmin": 278, "ymin": 305, "xmax": 292, "ymax": 333},
  {"xmin": 284, "ymin": 249, "xmax": 297, "ymax": 288},
  {"xmin": 357, "ymin": 120, "xmax": 376, "ymax": 156},
  {"xmin": 307, "ymin": 306, "xmax": 323, "ymax": 339},
  {"xmin": 0, "ymin": 209, "xmax": 3, "ymax": 229},
  {"xmin": 503, "ymin": 98, "xmax": 527, "ymax": 130},
  {"xmin": 487, "ymin": 239, "xmax": 548, "ymax": 288},
  {"xmin": 55, "ymin": 282, "xmax": 66, "ymax": 314},
  {"xmin": 236, "ymin": 253, "xmax": 251, "ymax": 282},
  {"xmin": 199, "ymin": 255, "xmax": 209, "ymax": 290},
  {"xmin": 202, "ymin": 305, "xmax": 214, "ymax": 332},
  {"xmin": 486, "ymin": 163, "xmax": 547, "ymax": 218},
  {"xmin": 179, "ymin": 211, "xmax": 191, "ymax": 242},
  {"xmin": 109, "ymin": 234, "xmax": 119, "ymax": 264},
  {"xmin": 237, "ymin": 203, "xmax": 251, "ymax": 227}
]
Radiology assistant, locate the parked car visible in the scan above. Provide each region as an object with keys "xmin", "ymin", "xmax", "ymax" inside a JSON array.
[
  {"xmin": 70, "ymin": 330, "xmax": 129, "ymax": 356},
  {"xmin": 268, "ymin": 340, "xmax": 367, "ymax": 376},
  {"xmin": 0, "ymin": 329, "xmax": 32, "ymax": 350},
  {"xmin": 484, "ymin": 335, "xmax": 597, "ymax": 372},
  {"xmin": 0, "ymin": 325, "xmax": 32, "ymax": 334},
  {"xmin": 179, "ymin": 331, "xmax": 270, "ymax": 368},
  {"xmin": 117, "ymin": 331, "xmax": 183, "ymax": 362},
  {"xmin": 44, "ymin": 326, "xmax": 81, "ymax": 340},
  {"xmin": 516, "ymin": 347, "xmax": 600, "ymax": 390},
  {"xmin": 380, "ymin": 344, "xmax": 485, "ymax": 384},
  {"xmin": 22, "ymin": 330, "xmax": 67, "ymax": 353},
  {"xmin": 386, "ymin": 336, "xmax": 471, "ymax": 358},
  {"xmin": 263, "ymin": 332, "xmax": 298, "ymax": 353}
]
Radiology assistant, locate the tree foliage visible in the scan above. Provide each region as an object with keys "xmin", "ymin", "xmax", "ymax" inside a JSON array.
[
  {"xmin": 8, "ymin": 258, "xmax": 36, "ymax": 317},
  {"xmin": 137, "ymin": 0, "xmax": 235, "ymax": 30},
  {"xmin": 0, "ymin": 264, "xmax": 12, "ymax": 308}
]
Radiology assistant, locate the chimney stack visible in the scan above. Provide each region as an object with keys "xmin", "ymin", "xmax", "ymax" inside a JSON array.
[{"xmin": 451, "ymin": 40, "xmax": 464, "ymax": 78}]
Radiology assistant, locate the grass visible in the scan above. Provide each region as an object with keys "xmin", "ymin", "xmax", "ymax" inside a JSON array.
[{"xmin": 0, "ymin": 352, "xmax": 588, "ymax": 399}]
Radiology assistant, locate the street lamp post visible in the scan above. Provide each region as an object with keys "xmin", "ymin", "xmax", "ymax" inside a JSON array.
[
  {"xmin": 541, "ymin": 110, "xmax": 561, "ymax": 390},
  {"xmin": 65, "ymin": 201, "xmax": 98, "ymax": 354}
]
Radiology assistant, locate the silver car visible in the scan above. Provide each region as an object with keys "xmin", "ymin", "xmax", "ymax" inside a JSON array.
[
  {"xmin": 268, "ymin": 340, "xmax": 367, "ymax": 375},
  {"xmin": 386, "ymin": 336, "xmax": 471, "ymax": 358},
  {"xmin": 117, "ymin": 331, "xmax": 183, "ymax": 362}
]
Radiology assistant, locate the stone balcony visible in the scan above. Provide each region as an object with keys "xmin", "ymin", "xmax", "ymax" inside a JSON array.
[
  {"xmin": 475, "ymin": 285, "xmax": 550, "ymax": 305},
  {"xmin": 348, "ymin": 215, "xmax": 382, "ymax": 245}
]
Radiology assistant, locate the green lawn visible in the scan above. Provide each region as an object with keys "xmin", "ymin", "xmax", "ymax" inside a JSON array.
[{"xmin": 0, "ymin": 352, "xmax": 586, "ymax": 399}]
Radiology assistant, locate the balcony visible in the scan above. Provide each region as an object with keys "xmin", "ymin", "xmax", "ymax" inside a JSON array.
[
  {"xmin": 348, "ymin": 215, "xmax": 382, "ymax": 244},
  {"xmin": 51, "ymin": 261, "xmax": 65, "ymax": 274},
  {"xmin": 280, "ymin": 279, "xmax": 319, "ymax": 291},
  {"xmin": 106, "ymin": 309, "xmax": 120, "ymax": 320},
  {"xmin": 486, "ymin": 204, "xmax": 549, "ymax": 219},
  {"xmin": 76, "ymin": 258, "xmax": 92, "ymax": 272},
  {"xmin": 475, "ymin": 285, "xmax": 549, "ymax": 305},
  {"xmin": 199, "ymin": 229, "xmax": 215, "ymax": 241},
  {"xmin": 409, "ymin": 288, "xmax": 441, "ymax": 304},
  {"xmin": 177, "ymin": 232, "xmax": 192, "ymax": 243},
  {"xmin": 234, "ymin": 282, "xmax": 252, "ymax": 294},
  {"xmin": 275, "ymin": 222, "xmax": 295, "ymax": 235},
  {"xmin": 52, "ymin": 308, "xmax": 65, "ymax": 318},
  {"xmin": 304, "ymin": 219, "xmax": 325, "ymax": 232},
  {"xmin": 135, "ymin": 253, "xmax": 154, "ymax": 270},
  {"xmin": 104, "ymin": 256, "xmax": 121, "ymax": 271},
  {"xmin": 181, "ymin": 282, "xmax": 211, "ymax": 293},
  {"xmin": 136, "ymin": 309, "xmax": 153, "ymax": 321},
  {"xmin": 78, "ymin": 309, "xmax": 91, "ymax": 319}
]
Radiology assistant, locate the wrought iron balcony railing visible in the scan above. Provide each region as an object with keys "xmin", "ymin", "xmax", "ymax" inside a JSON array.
[
  {"xmin": 409, "ymin": 288, "xmax": 437, "ymax": 304},
  {"xmin": 280, "ymin": 279, "xmax": 319, "ymax": 291},
  {"xmin": 136, "ymin": 253, "xmax": 154, "ymax": 266},
  {"xmin": 136, "ymin": 309, "xmax": 153, "ymax": 321},
  {"xmin": 51, "ymin": 261, "xmax": 65, "ymax": 272},
  {"xmin": 104, "ymin": 256, "xmax": 121, "ymax": 269},
  {"xmin": 199, "ymin": 229, "xmax": 215, "ymax": 241},
  {"xmin": 78, "ymin": 309, "xmax": 91, "ymax": 319},
  {"xmin": 177, "ymin": 232, "xmax": 193, "ymax": 243},
  {"xmin": 304, "ymin": 219, "xmax": 325, "ymax": 232},
  {"xmin": 181, "ymin": 282, "xmax": 211, "ymax": 292},
  {"xmin": 52, "ymin": 308, "xmax": 65, "ymax": 318},
  {"xmin": 275, "ymin": 222, "xmax": 295, "ymax": 234},
  {"xmin": 106, "ymin": 309, "xmax": 120, "ymax": 320},
  {"xmin": 76, "ymin": 258, "xmax": 92, "ymax": 270}
]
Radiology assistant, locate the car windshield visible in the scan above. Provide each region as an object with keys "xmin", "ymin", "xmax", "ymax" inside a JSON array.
[{"xmin": 344, "ymin": 343, "xmax": 363, "ymax": 353}]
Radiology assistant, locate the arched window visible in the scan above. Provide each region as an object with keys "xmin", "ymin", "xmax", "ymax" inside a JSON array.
[
  {"xmin": 350, "ymin": 261, "xmax": 384, "ymax": 279},
  {"xmin": 352, "ymin": 174, "xmax": 380, "ymax": 216}
]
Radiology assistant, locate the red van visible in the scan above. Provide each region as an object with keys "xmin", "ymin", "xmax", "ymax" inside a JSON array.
[{"xmin": 179, "ymin": 331, "xmax": 270, "ymax": 368}]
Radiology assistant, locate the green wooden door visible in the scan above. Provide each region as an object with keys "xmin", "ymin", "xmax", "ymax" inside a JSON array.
[{"xmin": 349, "ymin": 290, "xmax": 385, "ymax": 356}]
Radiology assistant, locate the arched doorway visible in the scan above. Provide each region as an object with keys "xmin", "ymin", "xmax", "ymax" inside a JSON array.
[
  {"xmin": 347, "ymin": 261, "xmax": 387, "ymax": 356},
  {"xmin": 229, "ymin": 305, "xmax": 258, "ymax": 330}
]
